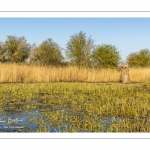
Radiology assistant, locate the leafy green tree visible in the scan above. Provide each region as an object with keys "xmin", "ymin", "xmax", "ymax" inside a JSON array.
[
  {"xmin": 4, "ymin": 36, "xmax": 30, "ymax": 63},
  {"xmin": 0, "ymin": 42, "xmax": 6, "ymax": 62},
  {"xmin": 66, "ymin": 31, "xmax": 94, "ymax": 67},
  {"xmin": 127, "ymin": 49, "xmax": 150, "ymax": 67},
  {"xmin": 91, "ymin": 44, "xmax": 121, "ymax": 68},
  {"xmin": 30, "ymin": 38, "xmax": 64, "ymax": 65}
]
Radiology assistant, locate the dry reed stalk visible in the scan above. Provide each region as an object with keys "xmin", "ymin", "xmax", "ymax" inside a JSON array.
[
  {"xmin": 129, "ymin": 67, "xmax": 150, "ymax": 82},
  {"xmin": 0, "ymin": 63, "xmax": 150, "ymax": 83}
]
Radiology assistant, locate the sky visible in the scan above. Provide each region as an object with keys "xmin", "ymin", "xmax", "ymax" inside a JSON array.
[{"xmin": 0, "ymin": 18, "xmax": 150, "ymax": 61}]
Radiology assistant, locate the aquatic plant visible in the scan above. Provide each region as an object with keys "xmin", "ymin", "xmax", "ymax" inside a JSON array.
[{"xmin": 0, "ymin": 82, "xmax": 150, "ymax": 132}]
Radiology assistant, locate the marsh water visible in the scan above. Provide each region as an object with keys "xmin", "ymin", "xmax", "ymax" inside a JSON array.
[
  {"xmin": 0, "ymin": 109, "xmax": 119, "ymax": 132},
  {"xmin": 1, "ymin": 83, "xmax": 150, "ymax": 132}
]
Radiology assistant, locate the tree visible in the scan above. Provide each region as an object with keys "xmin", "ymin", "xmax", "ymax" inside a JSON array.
[
  {"xmin": 66, "ymin": 31, "xmax": 94, "ymax": 67},
  {"xmin": 91, "ymin": 44, "xmax": 121, "ymax": 68},
  {"xmin": 0, "ymin": 42, "xmax": 6, "ymax": 62},
  {"xmin": 30, "ymin": 38, "xmax": 64, "ymax": 65},
  {"xmin": 127, "ymin": 49, "xmax": 150, "ymax": 67},
  {"xmin": 4, "ymin": 36, "xmax": 30, "ymax": 63}
]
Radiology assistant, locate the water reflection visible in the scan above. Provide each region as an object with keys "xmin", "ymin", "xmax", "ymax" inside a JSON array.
[
  {"xmin": 0, "ymin": 110, "xmax": 40, "ymax": 132},
  {"xmin": 0, "ymin": 109, "xmax": 120, "ymax": 132}
]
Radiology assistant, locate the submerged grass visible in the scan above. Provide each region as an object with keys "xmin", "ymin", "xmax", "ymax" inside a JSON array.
[{"xmin": 0, "ymin": 82, "xmax": 150, "ymax": 132}]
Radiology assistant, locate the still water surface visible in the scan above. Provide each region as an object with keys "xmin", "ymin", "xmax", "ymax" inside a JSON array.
[{"xmin": 0, "ymin": 110, "xmax": 119, "ymax": 132}]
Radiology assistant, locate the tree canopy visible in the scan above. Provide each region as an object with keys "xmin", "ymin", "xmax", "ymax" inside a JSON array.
[
  {"xmin": 4, "ymin": 36, "xmax": 30, "ymax": 63},
  {"xmin": 127, "ymin": 49, "xmax": 150, "ymax": 67},
  {"xmin": 66, "ymin": 31, "xmax": 94, "ymax": 67},
  {"xmin": 91, "ymin": 44, "xmax": 121, "ymax": 68},
  {"xmin": 0, "ymin": 42, "xmax": 5, "ymax": 62},
  {"xmin": 1, "ymin": 34, "xmax": 150, "ymax": 69},
  {"xmin": 30, "ymin": 38, "xmax": 64, "ymax": 65}
]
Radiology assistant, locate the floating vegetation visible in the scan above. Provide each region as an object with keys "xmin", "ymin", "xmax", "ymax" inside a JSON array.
[{"xmin": 0, "ymin": 82, "xmax": 150, "ymax": 132}]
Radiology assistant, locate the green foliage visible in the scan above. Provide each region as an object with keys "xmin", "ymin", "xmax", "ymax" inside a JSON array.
[
  {"xmin": 127, "ymin": 49, "xmax": 150, "ymax": 67},
  {"xmin": 30, "ymin": 38, "xmax": 64, "ymax": 66},
  {"xmin": 4, "ymin": 36, "xmax": 30, "ymax": 63},
  {"xmin": 66, "ymin": 31, "xmax": 94, "ymax": 67},
  {"xmin": 0, "ymin": 42, "xmax": 6, "ymax": 62},
  {"xmin": 91, "ymin": 44, "xmax": 121, "ymax": 68}
]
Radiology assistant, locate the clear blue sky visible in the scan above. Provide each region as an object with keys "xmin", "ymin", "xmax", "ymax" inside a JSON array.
[{"xmin": 0, "ymin": 18, "xmax": 150, "ymax": 61}]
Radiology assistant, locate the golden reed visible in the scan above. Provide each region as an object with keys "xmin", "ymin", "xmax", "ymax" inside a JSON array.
[{"xmin": 0, "ymin": 63, "xmax": 150, "ymax": 83}]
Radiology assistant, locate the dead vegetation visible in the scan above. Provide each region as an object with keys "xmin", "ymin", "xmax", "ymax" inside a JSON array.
[
  {"xmin": 118, "ymin": 65, "xmax": 131, "ymax": 83},
  {"xmin": 0, "ymin": 63, "xmax": 150, "ymax": 83}
]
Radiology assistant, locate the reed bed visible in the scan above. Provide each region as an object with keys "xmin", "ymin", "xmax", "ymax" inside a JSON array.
[{"xmin": 0, "ymin": 63, "xmax": 150, "ymax": 83}]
